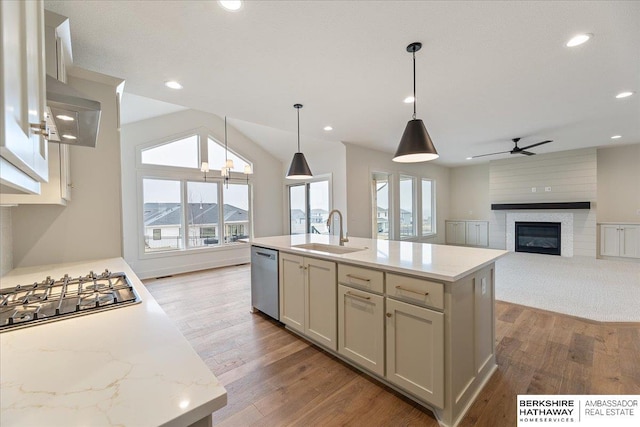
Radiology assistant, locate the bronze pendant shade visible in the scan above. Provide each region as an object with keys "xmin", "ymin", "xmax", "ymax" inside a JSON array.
[
  {"xmin": 286, "ymin": 103, "xmax": 313, "ymax": 179},
  {"xmin": 393, "ymin": 42, "xmax": 439, "ymax": 163}
]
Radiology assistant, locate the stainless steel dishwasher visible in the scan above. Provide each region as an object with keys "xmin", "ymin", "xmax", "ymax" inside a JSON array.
[{"xmin": 250, "ymin": 246, "xmax": 279, "ymax": 320}]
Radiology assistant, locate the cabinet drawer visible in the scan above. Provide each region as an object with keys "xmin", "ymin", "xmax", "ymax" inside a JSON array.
[
  {"xmin": 338, "ymin": 264, "xmax": 384, "ymax": 294},
  {"xmin": 386, "ymin": 273, "xmax": 444, "ymax": 310}
]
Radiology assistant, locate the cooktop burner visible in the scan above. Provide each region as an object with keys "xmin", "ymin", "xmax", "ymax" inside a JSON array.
[{"xmin": 0, "ymin": 270, "xmax": 141, "ymax": 332}]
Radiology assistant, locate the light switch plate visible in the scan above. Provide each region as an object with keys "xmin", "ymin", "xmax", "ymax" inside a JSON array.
[
  {"xmin": 481, "ymin": 277, "xmax": 487, "ymax": 295},
  {"xmin": 531, "ymin": 187, "xmax": 537, "ymax": 193}
]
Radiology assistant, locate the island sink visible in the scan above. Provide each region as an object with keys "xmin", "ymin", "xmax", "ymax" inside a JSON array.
[{"xmin": 292, "ymin": 243, "xmax": 365, "ymax": 254}]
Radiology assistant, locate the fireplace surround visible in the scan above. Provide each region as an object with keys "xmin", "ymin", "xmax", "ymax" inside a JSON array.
[
  {"xmin": 515, "ymin": 222, "xmax": 561, "ymax": 255},
  {"xmin": 505, "ymin": 212, "xmax": 574, "ymax": 257}
]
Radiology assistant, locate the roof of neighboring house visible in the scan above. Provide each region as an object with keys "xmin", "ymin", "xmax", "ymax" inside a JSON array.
[{"xmin": 144, "ymin": 203, "xmax": 248, "ymax": 226}]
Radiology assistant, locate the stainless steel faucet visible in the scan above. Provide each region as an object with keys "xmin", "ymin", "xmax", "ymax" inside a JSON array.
[{"xmin": 327, "ymin": 209, "xmax": 349, "ymax": 246}]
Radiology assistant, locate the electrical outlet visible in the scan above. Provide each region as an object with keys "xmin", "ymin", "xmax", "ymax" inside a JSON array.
[
  {"xmin": 545, "ymin": 187, "xmax": 552, "ymax": 192},
  {"xmin": 531, "ymin": 187, "xmax": 537, "ymax": 193},
  {"xmin": 481, "ymin": 278, "xmax": 487, "ymax": 295}
]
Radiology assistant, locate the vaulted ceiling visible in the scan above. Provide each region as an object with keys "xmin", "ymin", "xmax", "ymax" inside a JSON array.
[{"xmin": 45, "ymin": 0, "xmax": 640, "ymax": 165}]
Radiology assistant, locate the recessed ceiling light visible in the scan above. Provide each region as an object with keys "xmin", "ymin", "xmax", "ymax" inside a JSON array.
[
  {"xmin": 403, "ymin": 96, "xmax": 415, "ymax": 104},
  {"xmin": 62, "ymin": 134, "xmax": 77, "ymax": 140},
  {"xmin": 323, "ymin": 126, "xmax": 333, "ymax": 131},
  {"xmin": 611, "ymin": 135, "xmax": 622, "ymax": 139},
  {"xmin": 165, "ymin": 80, "xmax": 183, "ymax": 90},
  {"xmin": 56, "ymin": 114, "xmax": 74, "ymax": 121},
  {"xmin": 566, "ymin": 33, "xmax": 592, "ymax": 47},
  {"xmin": 466, "ymin": 157, "xmax": 473, "ymax": 160},
  {"xmin": 218, "ymin": 1, "xmax": 242, "ymax": 11},
  {"xmin": 615, "ymin": 91, "xmax": 634, "ymax": 99}
]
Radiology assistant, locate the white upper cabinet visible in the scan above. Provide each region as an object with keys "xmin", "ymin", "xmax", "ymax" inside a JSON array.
[{"xmin": 1, "ymin": 0, "xmax": 48, "ymax": 194}]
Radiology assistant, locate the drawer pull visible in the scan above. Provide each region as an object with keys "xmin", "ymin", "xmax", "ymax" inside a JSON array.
[
  {"xmin": 346, "ymin": 274, "xmax": 371, "ymax": 282},
  {"xmin": 395, "ymin": 285, "xmax": 429, "ymax": 296},
  {"xmin": 386, "ymin": 312, "xmax": 392, "ymax": 318},
  {"xmin": 346, "ymin": 291, "xmax": 371, "ymax": 301}
]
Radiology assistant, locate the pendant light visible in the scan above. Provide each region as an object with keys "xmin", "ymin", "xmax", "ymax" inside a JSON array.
[
  {"xmin": 286, "ymin": 103, "xmax": 313, "ymax": 179},
  {"xmin": 393, "ymin": 42, "xmax": 439, "ymax": 163}
]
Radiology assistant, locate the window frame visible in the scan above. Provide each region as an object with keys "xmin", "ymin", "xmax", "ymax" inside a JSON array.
[{"xmin": 285, "ymin": 174, "xmax": 333, "ymax": 235}]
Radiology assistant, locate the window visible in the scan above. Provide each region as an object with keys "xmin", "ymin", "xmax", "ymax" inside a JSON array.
[
  {"xmin": 288, "ymin": 179, "xmax": 330, "ymax": 235},
  {"xmin": 371, "ymin": 173, "xmax": 436, "ymax": 240},
  {"xmin": 399, "ymin": 175, "xmax": 415, "ymax": 238},
  {"xmin": 422, "ymin": 178, "xmax": 435, "ymax": 235},
  {"xmin": 141, "ymin": 135, "xmax": 199, "ymax": 168},
  {"xmin": 143, "ymin": 179, "xmax": 183, "ymax": 252},
  {"xmin": 372, "ymin": 172, "xmax": 391, "ymax": 240},
  {"xmin": 138, "ymin": 130, "xmax": 253, "ymax": 254}
]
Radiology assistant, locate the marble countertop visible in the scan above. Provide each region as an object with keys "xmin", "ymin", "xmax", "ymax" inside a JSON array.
[
  {"xmin": 245, "ymin": 235, "xmax": 507, "ymax": 282},
  {"xmin": 0, "ymin": 257, "xmax": 226, "ymax": 427}
]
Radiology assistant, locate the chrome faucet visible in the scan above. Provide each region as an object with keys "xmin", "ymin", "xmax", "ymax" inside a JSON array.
[{"xmin": 327, "ymin": 209, "xmax": 349, "ymax": 246}]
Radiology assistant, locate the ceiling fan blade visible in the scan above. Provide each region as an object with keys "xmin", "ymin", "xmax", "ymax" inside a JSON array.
[
  {"xmin": 520, "ymin": 151, "xmax": 536, "ymax": 156},
  {"xmin": 471, "ymin": 150, "xmax": 511, "ymax": 158},
  {"xmin": 520, "ymin": 140, "xmax": 552, "ymax": 150}
]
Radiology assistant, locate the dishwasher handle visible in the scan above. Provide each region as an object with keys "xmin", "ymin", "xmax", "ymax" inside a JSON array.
[{"xmin": 255, "ymin": 251, "xmax": 275, "ymax": 259}]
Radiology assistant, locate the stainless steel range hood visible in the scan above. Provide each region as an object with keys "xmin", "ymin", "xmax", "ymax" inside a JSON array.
[{"xmin": 45, "ymin": 75, "xmax": 101, "ymax": 148}]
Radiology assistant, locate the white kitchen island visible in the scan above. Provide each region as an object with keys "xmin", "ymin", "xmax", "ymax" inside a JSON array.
[
  {"xmin": 0, "ymin": 257, "xmax": 226, "ymax": 427},
  {"xmin": 246, "ymin": 234, "xmax": 507, "ymax": 427}
]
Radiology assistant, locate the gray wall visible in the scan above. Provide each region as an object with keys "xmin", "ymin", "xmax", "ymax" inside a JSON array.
[
  {"xmin": 597, "ymin": 143, "xmax": 640, "ymax": 223},
  {"xmin": 450, "ymin": 163, "xmax": 490, "ymax": 220},
  {"xmin": 0, "ymin": 207, "xmax": 12, "ymax": 275},
  {"xmin": 11, "ymin": 72, "xmax": 124, "ymax": 267}
]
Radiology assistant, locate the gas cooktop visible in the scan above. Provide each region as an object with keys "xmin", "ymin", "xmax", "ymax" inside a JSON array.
[{"xmin": 0, "ymin": 270, "xmax": 141, "ymax": 332}]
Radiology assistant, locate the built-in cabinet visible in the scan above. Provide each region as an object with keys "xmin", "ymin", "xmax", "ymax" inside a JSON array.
[
  {"xmin": 273, "ymin": 247, "xmax": 496, "ymax": 426},
  {"xmin": 279, "ymin": 253, "xmax": 337, "ymax": 350},
  {"xmin": 446, "ymin": 220, "xmax": 489, "ymax": 247},
  {"xmin": 600, "ymin": 224, "xmax": 640, "ymax": 259},
  {"xmin": 1, "ymin": 0, "xmax": 48, "ymax": 194}
]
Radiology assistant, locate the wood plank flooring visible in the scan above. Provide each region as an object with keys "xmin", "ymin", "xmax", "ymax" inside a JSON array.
[{"xmin": 143, "ymin": 264, "xmax": 640, "ymax": 427}]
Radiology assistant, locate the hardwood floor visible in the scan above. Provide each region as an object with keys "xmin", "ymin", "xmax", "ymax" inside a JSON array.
[{"xmin": 143, "ymin": 264, "xmax": 640, "ymax": 427}]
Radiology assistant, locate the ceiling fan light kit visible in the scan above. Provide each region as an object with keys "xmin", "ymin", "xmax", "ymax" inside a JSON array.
[
  {"xmin": 286, "ymin": 104, "xmax": 313, "ymax": 179},
  {"xmin": 393, "ymin": 42, "xmax": 439, "ymax": 163}
]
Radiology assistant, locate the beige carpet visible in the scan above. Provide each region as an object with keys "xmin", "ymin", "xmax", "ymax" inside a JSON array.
[{"xmin": 495, "ymin": 252, "xmax": 640, "ymax": 322}]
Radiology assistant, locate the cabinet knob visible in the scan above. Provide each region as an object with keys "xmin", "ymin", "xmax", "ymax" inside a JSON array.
[
  {"xmin": 386, "ymin": 312, "xmax": 392, "ymax": 318},
  {"xmin": 299, "ymin": 265, "xmax": 304, "ymax": 269}
]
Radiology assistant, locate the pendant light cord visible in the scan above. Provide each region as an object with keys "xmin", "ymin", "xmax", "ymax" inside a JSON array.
[
  {"xmin": 412, "ymin": 49, "xmax": 417, "ymax": 120},
  {"xmin": 297, "ymin": 107, "xmax": 301, "ymax": 152}
]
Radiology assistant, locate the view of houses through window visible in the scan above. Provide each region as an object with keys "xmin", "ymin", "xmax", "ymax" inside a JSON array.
[
  {"xmin": 289, "ymin": 180, "xmax": 330, "ymax": 235},
  {"xmin": 372, "ymin": 172, "xmax": 435, "ymax": 240},
  {"xmin": 140, "ymin": 132, "xmax": 252, "ymax": 254}
]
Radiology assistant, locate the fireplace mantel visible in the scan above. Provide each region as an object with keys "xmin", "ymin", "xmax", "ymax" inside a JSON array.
[{"xmin": 491, "ymin": 202, "xmax": 590, "ymax": 210}]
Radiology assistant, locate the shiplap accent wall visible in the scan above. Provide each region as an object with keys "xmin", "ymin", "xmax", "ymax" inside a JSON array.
[{"xmin": 489, "ymin": 148, "xmax": 597, "ymax": 257}]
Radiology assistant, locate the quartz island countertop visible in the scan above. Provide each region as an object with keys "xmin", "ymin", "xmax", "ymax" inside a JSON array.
[
  {"xmin": 244, "ymin": 234, "xmax": 507, "ymax": 282},
  {"xmin": 0, "ymin": 257, "xmax": 226, "ymax": 427}
]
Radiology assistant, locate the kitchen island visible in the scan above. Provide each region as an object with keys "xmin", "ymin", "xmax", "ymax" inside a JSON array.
[
  {"xmin": 0, "ymin": 257, "xmax": 226, "ymax": 427},
  {"xmin": 247, "ymin": 234, "xmax": 507, "ymax": 427}
]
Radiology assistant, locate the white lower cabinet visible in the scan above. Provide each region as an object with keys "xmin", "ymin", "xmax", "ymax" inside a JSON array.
[
  {"xmin": 445, "ymin": 221, "xmax": 466, "ymax": 245},
  {"xmin": 600, "ymin": 224, "xmax": 640, "ymax": 259},
  {"xmin": 385, "ymin": 297, "xmax": 444, "ymax": 408},
  {"xmin": 446, "ymin": 220, "xmax": 489, "ymax": 247},
  {"xmin": 337, "ymin": 284, "xmax": 385, "ymax": 376},
  {"xmin": 279, "ymin": 252, "xmax": 337, "ymax": 350}
]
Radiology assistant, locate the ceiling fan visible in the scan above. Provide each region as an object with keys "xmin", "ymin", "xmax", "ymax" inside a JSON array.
[{"xmin": 471, "ymin": 138, "xmax": 552, "ymax": 159}]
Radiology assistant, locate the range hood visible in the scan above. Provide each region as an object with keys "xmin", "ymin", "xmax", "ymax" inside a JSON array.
[{"xmin": 45, "ymin": 75, "xmax": 101, "ymax": 148}]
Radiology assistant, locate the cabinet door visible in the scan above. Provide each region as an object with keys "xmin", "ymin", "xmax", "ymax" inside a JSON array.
[
  {"xmin": 279, "ymin": 253, "xmax": 305, "ymax": 333},
  {"xmin": 465, "ymin": 222, "xmax": 478, "ymax": 245},
  {"xmin": 600, "ymin": 225, "xmax": 620, "ymax": 256},
  {"xmin": 338, "ymin": 285, "xmax": 385, "ymax": 376},
  {"xmin": 305, "ymin": 257, "xmax": 337, "ymax": 350},
  {"xmin": 446, "ymin": 221, "xmax": 466, "ymax": 245},
  {"xmin": 386, "ymin": 298, "xmax": 444, "ymax": 408},
  {"xmin": 477, "ymin": 222, "xmax": 489, "ymax": 247},
  {"xmin": 620, "ymin": 226, "xmax": 639, "ymax": 258},
  {"xmin": 1, "ymin": 0, "xmax": 48, "ymax": 186},
  {"xmin": 466, "ymin": 222, "xmax": 488, "ymax": 247}
]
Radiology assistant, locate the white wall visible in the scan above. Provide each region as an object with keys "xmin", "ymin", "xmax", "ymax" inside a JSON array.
[
  {"xmin": 344, "ymin": 143, "xmax": 451, "ymax": 243},
  {"xmin": 11, "ymin": 72, "xmax": 124, "ymax": 267},
  {"xmin": 597, "ymin": 143, "xmax": 640, "ymax": 223},
  {"xmin": 0, "ymin": 207, "xmax": 12, "ymax": 275},
  {"xmin": 121, "ymin": 108, "xmax": 284, "ymax": 279}
]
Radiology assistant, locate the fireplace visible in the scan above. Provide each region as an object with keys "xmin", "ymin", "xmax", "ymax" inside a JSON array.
[{"xmin": 515, "ymin": 222, "xmax": 561, "ymax": 255}]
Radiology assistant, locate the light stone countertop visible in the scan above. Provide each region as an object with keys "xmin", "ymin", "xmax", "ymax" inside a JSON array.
[
  {"xmin": 245, "ymin": 235, "xmax": 507, "ymax": 282},
  {"xmin": 0, "ymin": 257, "xmax": 227, "ymax": 427}
]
